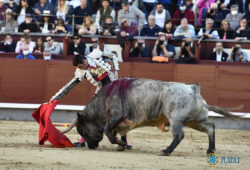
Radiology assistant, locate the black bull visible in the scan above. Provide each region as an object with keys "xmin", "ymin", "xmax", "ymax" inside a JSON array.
[{"xmin": 63, "ymin": 78, "xmax": 240, "ymax": 156}]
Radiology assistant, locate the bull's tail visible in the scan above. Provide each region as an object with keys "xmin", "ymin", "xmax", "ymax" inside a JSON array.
[{"xmin": 205, "ymin": 104, "xmax": 244, "ymax": 119}]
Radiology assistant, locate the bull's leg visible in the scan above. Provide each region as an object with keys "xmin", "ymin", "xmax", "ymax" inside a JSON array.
[
  {"xmin": 159, "ymin": 121, "xmax": 184, "ymax": 156},
  {"xmin": 186, "ymin": 121, "xmax": 215, "ymax": 154},
  {"xmin": 104, "ymin": 109, "xmax": 127, "ymax": 147}
]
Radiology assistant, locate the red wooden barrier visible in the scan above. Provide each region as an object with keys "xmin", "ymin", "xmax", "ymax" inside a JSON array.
[{"xmin": 1, "ymin": 58, "xmax": 250, "ymax": 112}]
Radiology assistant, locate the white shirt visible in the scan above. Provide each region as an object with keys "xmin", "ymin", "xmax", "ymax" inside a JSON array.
[
  {"xmin": 155, "ymin": 10, "xmax": 166, "ymax": 28},
  {"xmin": 87, "ymin": 45, "xmax": 109, "ymax": 55},
  {"xmin": 17, "ymin": 8, "xmax": 26, "ymax": 25},
  {"xmin": 56, "ymin": 10, "xmax": 66, "ymax": 21},
  {"xmin": 224, "ymin": 0, "xmax": 230, "ymax": 5},
  {"xmin": 41, "ymin": 23, "xmax": 50, "ymax": 34},
  {"xmin": 143, "ymin": 0, "xmax": 156, "ymax": 3},
  {"xmin": 216, "ymin": 51, "xmax": 222, "ymax": 62}
]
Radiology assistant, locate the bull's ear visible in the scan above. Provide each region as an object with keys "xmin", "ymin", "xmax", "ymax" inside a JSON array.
[{"xmin": 77, "ymin": 112, "xmax": 88, "ymax": 123}]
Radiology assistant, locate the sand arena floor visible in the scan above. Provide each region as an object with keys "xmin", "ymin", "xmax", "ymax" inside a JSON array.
[{"xmin": 0, "ymin": 120, "xmax": 250, "ymax": 170}]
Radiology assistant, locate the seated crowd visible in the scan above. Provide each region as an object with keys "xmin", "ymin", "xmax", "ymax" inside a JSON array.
[{"xmin": 0, "ymin": 0, "xmax": 249, "ymax": 63}]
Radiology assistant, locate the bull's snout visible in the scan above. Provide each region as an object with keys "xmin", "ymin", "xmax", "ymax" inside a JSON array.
[{"xmin": 87, "ymin": 142, "xmax": 99, "ymax": 149}]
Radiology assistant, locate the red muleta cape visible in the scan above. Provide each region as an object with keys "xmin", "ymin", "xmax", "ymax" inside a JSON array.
[{"xmin": 32, "ymin": 100, "xmax": 74, "ymax": 148}]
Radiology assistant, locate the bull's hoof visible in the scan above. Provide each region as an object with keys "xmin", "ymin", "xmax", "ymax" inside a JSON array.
[
  {"xmin": 158, "ymin": 150, "xmax": 171, "ymax": 156},
  {"xmin": 207, "ymin": 149, "xmax": 216, "ymax": 154},
  {"xmin": 116, "ymin": 145, "xmax": 125, "ymax": 151}
]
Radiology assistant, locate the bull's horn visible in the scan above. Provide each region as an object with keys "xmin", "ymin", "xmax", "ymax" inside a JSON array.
[{"xmin": 61, "ymin": 118, "xmax": 77, "ymax": 133}]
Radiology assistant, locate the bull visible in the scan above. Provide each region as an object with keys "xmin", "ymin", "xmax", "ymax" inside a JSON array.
[{"xmin": 63, "ymin": 77, "xmax": 240, "ymax": 156}]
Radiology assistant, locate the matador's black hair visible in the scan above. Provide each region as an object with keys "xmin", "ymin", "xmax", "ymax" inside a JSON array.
[{"xmin": 72, "ymin": 54, "xmax": 86, "ymax": 66}]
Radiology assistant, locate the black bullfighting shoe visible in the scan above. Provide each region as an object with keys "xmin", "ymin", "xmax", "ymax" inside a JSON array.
[
  {"xmin": 125, "ymin": 145, "xmax": 132, "ymax": 150},
  {"xmin": 74, "ymin": 142, "xmax": 86, "ymax": 147},
  {"xmin": 121, "ymin": 135, "xmax": 132, "ymax": 150}
]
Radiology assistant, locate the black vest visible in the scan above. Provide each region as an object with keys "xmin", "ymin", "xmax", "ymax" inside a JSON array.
[{"xmin": 99, "ymin": 7, "xmax": 113, "ymax": 26}]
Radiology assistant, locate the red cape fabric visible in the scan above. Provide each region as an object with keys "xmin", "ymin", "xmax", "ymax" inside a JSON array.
[{"xmin": 32, "ymin": 100, "xmax": 74, "ymax": 148}]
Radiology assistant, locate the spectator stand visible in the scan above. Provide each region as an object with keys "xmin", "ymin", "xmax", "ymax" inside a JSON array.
[
  {"xmin": 199, "ymin": 39, "xmax": 250, "ymax": 62},
  {"xmin": 0, "ymin": 32, "xmax": 66, "ymax": 59},
  {"xmin": 1, "ymin": 33, "xmax": 250, "ymax": 64}
]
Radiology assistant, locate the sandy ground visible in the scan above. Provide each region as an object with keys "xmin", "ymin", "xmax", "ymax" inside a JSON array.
[{"xmin": 0, "ymin": 120, "xmax": 250, "ymax": 170}]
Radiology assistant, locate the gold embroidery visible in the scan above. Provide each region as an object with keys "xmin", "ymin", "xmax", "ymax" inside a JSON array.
[{"xmin": 89, "ymin": 65, "xmax": 106, "ymax": 79}]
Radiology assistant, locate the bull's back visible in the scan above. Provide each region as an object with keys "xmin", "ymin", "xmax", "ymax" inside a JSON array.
[{"xmin": 123, "ymin": 79, "xmax": 196, "ymax": 124}]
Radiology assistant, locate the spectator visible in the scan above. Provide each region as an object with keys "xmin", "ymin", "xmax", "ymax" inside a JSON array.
[
  {"xmin": 33, "ymin": 0, "xmax": 54, "ymax": 23},
  {"xmin": 73, "ymin": 0, "xmax": 92, "ymax": 29},
  {"xmin": 33, "ymin": 37, "xmax": 44, "ymax": 54},
  {"xmin": 176, "ymin": 38, "xmax": 197, "ymax": 64},
  {"xmin": 68, "ymin": 33, "xmax": 86, "ymax": 55},
  {"xmin": 149, "ymin": 2, "xmax": 171, "ymax": 28},
  {"xmin": 129, "ymin": 38, "xmax": 151, "ymax": 57},
  {"xmin": 172, "ymin": 0, "xmax": 195, "ymax": 27},
  {"xmin": 0, "ymin": 34, "xmax": 16, "ymax": 52},
  {"xmin": 18, "ymin": 14, "xmax": 40, "ymax": 33},
  {"xmin": 205, "ymin": 3, "xmax": 224, "ymax": 28},
  {"xmin": 140, "ymin": 15, "xmax": 161, "ymax": 37},
  {"xmin": 87, "ymin": 37, "xmax": 109, "ymax": 54},
  {"xmin": 117, "ymin": 0, "xmax": 145, "ymax": 27},
  {"xmin": 210, "ymin": 42, "xmax": 228, "ymax": 61},
  {"xmin": 43, "ymin": 50, "xmax": 53, "ymax": 60},
  {"xmin": 117, "ymin": 18, "xmax": 138, "ymax": 48},
  {"xmin": 197, "ymin": 18, "xmax": 219, "ymax": 39},
  {"xmin": 52, "ymin": 17, "xmax": 68, "ymax": 34},
  {"xmin": 16, "ymin": 45, "xmax": 36, "ymax": 59},
  {"xmin": 157, "ymin": 0, "xmax": 172, "ymax": 10},
  {"xmin": 54, "ymin": 0, "xmax": 73, "ymax": 25},
  {"xmin": 227, "ymin": 43, "xmax": 248, "ymax": 62},
  {"xmin": 142, "ymin": 0, "xmax": 157, "ymax": 20},
  {"xmin": 14, "ymin": 0, "xmax": 34, "ymax": 25},
  {"xmin": 243, "ymin": 3, "xmax": 250, "ymax": 27},
  {"xmin": 174, "ymin": 18, "xmax": 195, "ymax": 38},
  {"xmin": 152, "ymin": 35, "xmax": 176, "ymax": 58},
  {"xmin": 186, "ymin": 0, "xmax": 194, "ymax": 10},
  {"xmin": 225, "ymin": 4, "xmax": 244, "ymax": 30},
  {"xmin": 233, "ymin": 18, "xmax": 250, "ymax": 40},
  {"xmin": 159, "ymin": 19, "xmax": 175, "ymax": 38},
  {"xmin": 39, "ymin": 10, "xmax": 54, "ymax": 33},
  {"xmin": 15, "ymin": 33, "xmax": 35, "ymax": 53},
  {"xmin": 197, "ymin": 0, "xmax": 215, "ymax": 26},
  {"xmin": 95, "ymin": 0, "xmax": 116, "ymax": 32},
  {"xmin": 192, "ymin": 0, "xmax": 200, "ymax": 13},
  {"xmin": 99, "ymin": 16, "xmax": 118, "ymax": 36},
  {"xmin": 78, "ymin": 15, "xmax": 97, "ymax": 35},
  {"xmin": 218, "ymin": 19, "xmax": 234, "ymax": 39},
  {"xmin": 44, "ymin": 36, "xmax": 62, "ymax": 55},
  {"xmin": 216, "ymin": 0, "xmax": 230, "ymax": 20},
  {"xmin": 0, "ymin": 0, "xmax": 7, "ymax": 23},
  {"xmin": 7, "ymin": 0, "xmax": 17, "ymax": 11},
  {"xmin": 229, "ymin": 0, "xmax": 250, "ymax": 13},
  {"xmin": 0, "ymin": 8, "xmax": 18, "ymax": 33}
]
